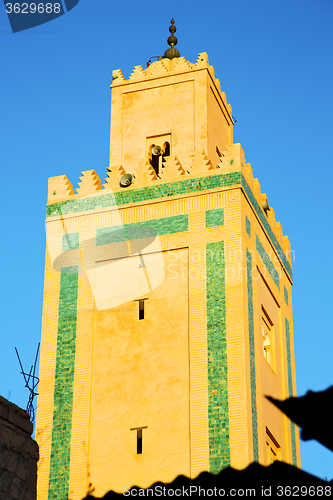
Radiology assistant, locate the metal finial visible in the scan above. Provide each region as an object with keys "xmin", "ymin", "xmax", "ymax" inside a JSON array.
[{"xmin": 164, "ymin": 19, "xmax": 180, "ymax": 60}]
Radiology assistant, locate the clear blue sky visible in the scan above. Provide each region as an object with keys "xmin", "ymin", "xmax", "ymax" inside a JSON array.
[{"xmin": 1, "ymin": 0, "xmax": 332, "ymax": 482}]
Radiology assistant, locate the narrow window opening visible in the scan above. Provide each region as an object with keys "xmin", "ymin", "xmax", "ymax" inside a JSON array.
[
  {"xmin": 163, "ymin": 141, "xmax": 170, "ymax": 157},
  {"xmin": 139, "ymin": 300, "xmax": 145, "ymax": 320},
  {"xmin": 151, "ymin": 153, "xmax": 159, "ymax": 175},
  {"xmin": 261, "ymin": 306, "xmax": 274, "ymax": 370},
  {"xmin": 216, "ymin": 146, "xmax": 222, "ymax": 158},
  {"xmin": 148, "ymin": 143, "xmax": 160, "ymax": 175},
  {"xmin": 266, "ymin": 427, "xmax": 280, "ymax": 464},
  {"xmin": 137, "ymin": 429, "xmax": 143, "ymax": 454}
]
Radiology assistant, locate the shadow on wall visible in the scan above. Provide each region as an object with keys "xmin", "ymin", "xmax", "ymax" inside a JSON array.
[{"xmin": 83, "ymin": 386, "xmax": 333, "ymax": 499}]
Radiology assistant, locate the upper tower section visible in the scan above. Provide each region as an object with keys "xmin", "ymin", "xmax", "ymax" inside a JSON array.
[{"xmin": 109, "ymin": 20, "xmax": 234, "ymax": 176}]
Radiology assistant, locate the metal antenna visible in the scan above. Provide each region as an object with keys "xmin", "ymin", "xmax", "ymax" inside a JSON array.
[{"xmin": 15, "ymin": 342, "xmax": 40, "ymax": 422}]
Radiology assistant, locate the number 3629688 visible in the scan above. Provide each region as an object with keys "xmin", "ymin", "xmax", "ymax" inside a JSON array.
[{"xmin": 5, "ymin": 3, "xmax": 61, "ymax": 13}]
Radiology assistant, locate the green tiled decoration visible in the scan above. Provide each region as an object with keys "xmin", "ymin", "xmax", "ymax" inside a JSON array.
[
  {"xmin": 285, "ymin": 318, "xmax": 297, "ymax": 466},
  {"xmin": 206, "ymin": 241, "xmax": 230, "ymax": 473},
  {"xmin": 245, "ymin": 215, "xmax": 251, "ymax": 237},
  {"xmin": 256, "ymin": 235, "xmax": 280, "ymax": 290},
  {"xmin": 48, "ymin": 266, "xmax": 79, "ymax": 499},
  {"xmin": 96, "ymin": 214, "xmax": 188, "ymax": 246},
  {"xmin": 246, "ymin": 249, "xmax": 259, "ymax": 461},
  {"xmin": 242, "ymin": 176, "xmax": 292, "ymax": 280},
  {"xmin": 62, "ymin": 232, "xmax": 79, "ymax": 251},
  {"xmin": 284, "ymin": 286, "xmax": 289, "ymax": 306},
  {"xmin": 47, "ymin": 172, "xmax": 241, "ymax": 219},
  {"xmin": 205, "ymin": 208, "xmax": 224, "ymax": 228},
  {"xmin": 46, "ymin": 171, "xmax": 292, "ymax": 280}
]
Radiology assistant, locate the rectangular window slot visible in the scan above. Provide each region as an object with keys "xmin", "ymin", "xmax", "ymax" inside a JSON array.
[
  {"xmin": 130, "ymin": 426, "xmax": 147, "ymax": 454},
  {"xmin": 137, "ymin": 429, "xmax": 142, "ymax": 454},
  {"xmin": 139, "ymin": 300, "xmax": 145, "ymax": 320},
  {"xmin": 135, "ymin": 298, "xmax": 148, "ymax": 320},
  {"xmin": 266, "ymin": 427, "xmax": 280, "ymax": 464}
]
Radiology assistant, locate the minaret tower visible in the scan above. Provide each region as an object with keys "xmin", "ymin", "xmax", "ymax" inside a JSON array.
[{"xmin": 36, "ymin": 21, "xmax": 300, "ymax": 499}]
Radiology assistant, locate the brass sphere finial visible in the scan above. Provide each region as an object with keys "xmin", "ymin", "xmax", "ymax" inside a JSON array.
[{"xmin": 164, "ymin": 19, "xmax": 180, "ymax": 60}]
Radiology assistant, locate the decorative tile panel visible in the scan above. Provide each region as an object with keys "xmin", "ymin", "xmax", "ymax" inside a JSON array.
[
  {"xmin": 96, "ymin": 214, "xmax": 188, "ymax": 246},
  {"xmin": 46, "ymin": 172, "xmax": 241, "ymax": 218},
  {"xmin": 62, "ymin": 232, "xmax": 79, "ymax": 251},
  {"xmin": 205, "ymin": 208, "xmax": 224, "ymax": 228},
  {"xmin": 284, "ymin": 286, "xmax": 289, "ymax": 306},
  {"xmin": 206, "ymin": 241, "xmax": 230, "ymax": 473},
  {"xmin": 245, "ymin": 216, "xmax": 251, "ymax": 237},
  {"xmin": 48, "ymin": 266, "xmax": 78, "ymax": 499},
  {"xmin": 256, "ymin": 235, "xmax": 280, "ymax": 291},
  {"xmin": 246, "ymin": 249, "xmax": 259, "ymax": 461},
  {"xmin": 285, "ymin": 317, "xmax": 297, "ymax": 466},
  {"xmin": 46, "ymin": 171, "xmax": 292, "ymax": 281},
  {"xmin": 241, "ymin": 176, "xmax": 292, "ymax": 280}
]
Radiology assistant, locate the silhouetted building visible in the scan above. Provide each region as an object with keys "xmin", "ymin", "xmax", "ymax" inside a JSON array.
[{"xmin": 0, "ymin": 396, "xmax": 38, "ymax": 500}]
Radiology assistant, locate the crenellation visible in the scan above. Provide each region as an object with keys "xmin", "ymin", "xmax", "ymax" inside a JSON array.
[
  {"xmin": 208, "ymin": 65, "xmax": 215, "ymax": 80},
  {"xmin": 275, "ymin": 221, "xmax": 283, "ymax": 247},
  {"xmin": 112, "ymin": 69, "xmax": 125, "ymax": 82},
  {"xmin": 187, "ymin": 150, "xmax": 215, "ymax": 176},
  {"xmin": 160, "ymin": 155, "xmax": 186, "ymax": 182},
  {"xmin": 283, "ymin": 235, "xmax": 292, "ymax": 263},
  {"xmin": 253, "ymin": 178, "xmax": 262, "ymax": 203},
  {"xmin": 48, "ymin": 175, "xmax": 75, "ymax": 202},
  {"xmin": 195, "ymin": 52, "xmax": 209, "ymax": 68},
  {"xmin": 76, "ymin": 170, "xmax": 102, "ymax": 196},
  {"xmin": 267, "ymin": 206, "xmax": 277, "ymax": 234},
  {"xmin": 129, "ymin": 65, "xmax": 146, "ymax": 81},
  {"xmin": 170, "ymin": 56, "xmax": 194, "ymax": 72},
  {"xmin": 145, "ymin": 59, "xmax": 168, "ymax": 77},
  {"xmin": 104, "ymin": 165, "xmax": 126, "ymax": 191},
  {"xmin": 244, "ymin": 163, "xmax": 254, "ymax": 190},
  {"xmin": 133, "ymin": 159, "xmax": 158, "ymax": 187},
  {"xmin": 216, "ymin": 143, "xmax": 245, "ymax": 173}
]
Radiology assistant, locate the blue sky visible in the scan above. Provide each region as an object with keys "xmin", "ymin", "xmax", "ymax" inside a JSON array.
[{"xmin": 1, "ymin": 0, "xmax": 332, "ymax": 482}]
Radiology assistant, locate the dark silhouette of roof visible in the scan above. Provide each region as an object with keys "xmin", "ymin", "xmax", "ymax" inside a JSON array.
[{"xmin": 267, "ymin": 385, "xmax": 333, "ymax": 452}]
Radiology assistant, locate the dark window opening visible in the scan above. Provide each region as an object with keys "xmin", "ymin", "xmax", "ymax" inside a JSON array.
[
  {"xmin": 161, "ymin": 142, "xmax": 170, "ymax": 171},
  {"xmin": 163, "ymin": 141, "xmax": 170, "ymax": 158},
  {"xmin": 151, "ymin": 152, "xmax": 159, "ymax": 175},
  {"xmin": 216, "ymin": 146, "xmax": 222, "ymax": 158},
  {"xmin": 149, "ymin": 142, "xmax": 171, "ymax": 175},
  {"xmin": 137, "ymin": 429, "xmax": 142, "ymax": 454},
  {"xmin": 139, "ymin": 300, "xmax": 145, "ymax": 320}
]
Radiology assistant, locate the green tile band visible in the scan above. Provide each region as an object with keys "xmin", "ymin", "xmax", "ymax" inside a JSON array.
[
  {"xmin": 48, "ymin": 266, "xmax": 78, "ymax": 499},
  {"xmin": 205, "ymin": 208, "xmax": 224, "ymax": 228},
  {"xmin": 285, "ymin": 317, "xmax": 297, "ymax": 466},
  {"xmin": 242, "ymin": 176, "xmax": 292, "ymax": 280},
  {"xmin": 206, "ymin": 241, "xmax": 230, "ymax": 473},
  {"xmin": 284, "ymin": 286, "xmax": 289, "ymax": 306},
  {"xmin": 246, "ymin": 249, "xmax": 259, "ymax": 461},
  {"xmin": 46, "ymin": 172, "xmax": 241, "ymax": 218},
  {"xmin": 46, "ymin": 171, "xmax": 292, "ymax": 280},
  {"xmin": 62, "ymin": 232, "xmax": 79, "ymax": 251},
  {"xmin": 96, "ymin": 214, "xmax": 188, "ymax": 246},
  {"xmin": 245, "ymin": 215, "xmax": 251, "ymax": 237},
  {"xmin": 256, "ymin": 234, "xmax": 280, "ymax": 290}
]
